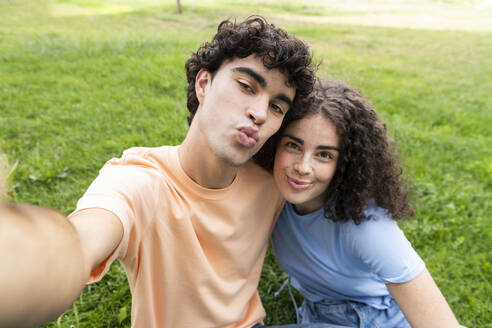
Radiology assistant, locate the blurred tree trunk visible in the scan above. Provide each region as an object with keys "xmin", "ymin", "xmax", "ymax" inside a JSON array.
[{"xmin": 176, "ymin": 0, "xmax": 181, "ymax": 14}]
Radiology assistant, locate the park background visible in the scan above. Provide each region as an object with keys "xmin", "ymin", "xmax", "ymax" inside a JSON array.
[{"xmin": 0, "ymin": 0, "xmax": 491, "ymax": 326}]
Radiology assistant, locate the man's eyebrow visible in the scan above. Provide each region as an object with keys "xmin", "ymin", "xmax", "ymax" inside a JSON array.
[
  {"xmin": 233, "ymin": 67, "xmax": 294, "ymax": 109},
  {"xmin": 232, "ymin": 66, "xmax": 294, "ymax": 108},
  {"xmin": 276, "ymin": 94, "xmax": 294, "ymax": 110},
  {"xmin": 232, "ymin": 67, "xmax": 266, "ymax": 88},
  {"xmin": 283, "ymin": 134, "xmax": 340, "ymax": 152}
]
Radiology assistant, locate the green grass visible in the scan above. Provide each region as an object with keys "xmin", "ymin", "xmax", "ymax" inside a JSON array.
[{"xmin": 1, "ymin": 0, "xmax": 491, "ymax": 327}]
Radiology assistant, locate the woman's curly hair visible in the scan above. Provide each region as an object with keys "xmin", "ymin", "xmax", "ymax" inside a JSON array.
[
  {"xmin": 185, "ymin": 16, "xmax": 315, "ymax": 125},
  {"xmin": 255, "ymin": 80, "xmax": 414, "ymax": 224}
]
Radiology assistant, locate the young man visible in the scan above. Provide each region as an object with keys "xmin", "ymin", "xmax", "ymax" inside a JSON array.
[{"xmin": 0, "ymin": 17, "xmax": 315, "ymax": 327}]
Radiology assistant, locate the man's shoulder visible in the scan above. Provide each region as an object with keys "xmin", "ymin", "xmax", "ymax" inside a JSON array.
[
  {"xmin": 106, "ymin": 145, "xmax": 177, "ymax": 171},
  {"xmin": 242, "ymin": 160, "xmax": 274, "ymax": 180},
  {"xmin": 240, "ymin": 160, "xmax": 279, "ymax": 190},
  {"xmin": 120, "ymin": 145, "xmax": 175, "ymax": 161},
  {"xmin": 240, "ymin": 161, "xmax": 283, "ymax": 208}
]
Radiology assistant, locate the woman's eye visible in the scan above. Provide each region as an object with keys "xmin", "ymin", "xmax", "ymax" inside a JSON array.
[
  {"xmin": 286, "ymin": 142, "xmax": 299, "ymax": 150},
  {"xmin": 318, "ymin": 152, "xmax": 333, "ymax": 160}
]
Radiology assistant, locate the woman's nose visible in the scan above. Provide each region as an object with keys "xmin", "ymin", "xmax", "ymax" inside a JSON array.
[{"xmin": 294, "ymin": 156, "xmax": 312, "ymax": 175}]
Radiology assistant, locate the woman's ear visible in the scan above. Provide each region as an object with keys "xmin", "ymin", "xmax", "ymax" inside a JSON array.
[{"xmin": 195, "ymin": 69, "xmax": 211, "ymax": 105}]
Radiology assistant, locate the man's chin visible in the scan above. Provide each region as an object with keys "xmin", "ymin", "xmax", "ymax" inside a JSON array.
[
  {"xmin": 214, "ymin": 142, "xmax": 260, "ymax": 167},
  {"xmin": 221, "ymin": 149, "xmax": 255, "ymax": 167},
  {"xmin": 223, "ymin": 156, "xmax": 250, "ymax": 168}
]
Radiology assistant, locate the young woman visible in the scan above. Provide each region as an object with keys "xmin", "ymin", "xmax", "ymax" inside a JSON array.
[{"xmin": 267, "ymin": 80, "xmax": 462, "ymax": 327}]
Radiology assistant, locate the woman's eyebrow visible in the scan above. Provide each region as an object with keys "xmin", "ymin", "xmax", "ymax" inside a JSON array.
[
  {"xmin": 283, "ymin": 134, "xmax": 303, "ymax": 144},
  {"xmin": 318, "ymin": 145, "xmax": 340, "ymax": 152},
  {"xmin": 283, "ymin": 134, "xmax": 340, "ymax": 152}
]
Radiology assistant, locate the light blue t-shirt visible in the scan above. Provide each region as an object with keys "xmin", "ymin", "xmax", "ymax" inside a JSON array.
[{"xmin": 272, "ymin": 201, "xmax": 425, "ymax": 310}]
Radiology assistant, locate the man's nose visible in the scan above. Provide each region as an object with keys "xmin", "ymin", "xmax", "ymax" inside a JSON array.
[{"xmin": 247, "ymin": 96, "xmax": 268, "ymax": 125}]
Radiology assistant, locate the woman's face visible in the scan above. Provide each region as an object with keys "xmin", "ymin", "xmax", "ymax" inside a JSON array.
[{"xmin": 273, "ymin": 113, "xmax": 340, "ymax": 214}]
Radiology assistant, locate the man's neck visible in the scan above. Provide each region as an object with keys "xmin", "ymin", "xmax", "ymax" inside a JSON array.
[{"xmin": 178, "ymin": 133, "xmax": 238, "ymax": 190}]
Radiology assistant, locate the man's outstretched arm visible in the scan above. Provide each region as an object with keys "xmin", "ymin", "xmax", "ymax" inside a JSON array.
[{"xmin": 0, "ymin": 204, "xmax": 123, "ymax": 328}]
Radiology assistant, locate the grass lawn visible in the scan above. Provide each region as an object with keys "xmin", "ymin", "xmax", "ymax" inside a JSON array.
[{"xmin": 1, "ymin": 0, "xmax": 491, "ymax": 327}]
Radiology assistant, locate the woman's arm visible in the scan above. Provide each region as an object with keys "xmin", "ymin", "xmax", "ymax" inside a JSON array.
[{"xmin": 387, "ymin": 268, "xmax": 460, "ymax": 328}]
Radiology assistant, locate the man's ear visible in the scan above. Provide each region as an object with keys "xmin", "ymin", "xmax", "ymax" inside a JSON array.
[{"xmin": 195, "ymin": 69, "xmax": 211, "ymax": 104}]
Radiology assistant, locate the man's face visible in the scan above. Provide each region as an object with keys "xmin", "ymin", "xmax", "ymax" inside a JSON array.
[{"xmin": 195, "ymin": 55, "xmax": 296, "ymax": 167}]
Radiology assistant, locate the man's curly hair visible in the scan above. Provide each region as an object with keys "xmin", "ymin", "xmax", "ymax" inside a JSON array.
[
  {"xmin": 185, "ymin": 16, "xmax": 315, "ymax": 125},
  {"xmin": 255, "ymin": 80, "xmax": 414, "ymax": 224}
]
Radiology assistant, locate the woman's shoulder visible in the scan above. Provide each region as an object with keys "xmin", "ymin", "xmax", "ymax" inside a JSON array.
[
  {"xmin": 344, "ymin": 201, "xmax": 396, "ymax": 231},
  {"xmin": 341, "ymin": 201, "xmax": 405, "ymax": 253}
]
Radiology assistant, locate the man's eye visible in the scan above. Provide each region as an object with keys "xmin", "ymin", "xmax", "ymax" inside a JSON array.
[
  {"xmin": 270, "ymin": 103, "xmax": 284, "ymax": 115},
  {"xmin": 237, "ymin": 81, "xmax": 253, "ymax": 93}
]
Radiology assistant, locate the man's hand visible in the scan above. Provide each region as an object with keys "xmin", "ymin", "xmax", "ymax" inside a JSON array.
[{"xmin": 0, "ymin": 203, "xmax": 89, "ymax": 328}]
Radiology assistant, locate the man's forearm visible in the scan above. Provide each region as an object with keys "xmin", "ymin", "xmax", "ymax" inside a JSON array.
[{"xmin": 0, "ymin": 203, "xmax": 90, "ymax": 328}]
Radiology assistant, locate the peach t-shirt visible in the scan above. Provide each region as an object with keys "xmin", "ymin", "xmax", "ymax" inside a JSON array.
[{"xmin": 73, "ymin": 146, "xmax": 284, "ymax": 328}]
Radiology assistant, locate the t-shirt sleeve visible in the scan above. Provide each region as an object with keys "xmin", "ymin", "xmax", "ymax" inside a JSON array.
[
  {"xmin": 70, "ymin": 151, "xmax": 160, "ymax": 284},
  {"xmin": 346, "ymin": 207, "xmax": 425, "ymax": 284}
]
